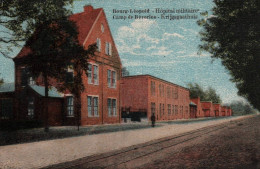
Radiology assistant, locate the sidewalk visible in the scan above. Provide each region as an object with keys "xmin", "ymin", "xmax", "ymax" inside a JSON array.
[{"xmin": 0, "ymin": 115, "xmax": 255, "ymax": 169}]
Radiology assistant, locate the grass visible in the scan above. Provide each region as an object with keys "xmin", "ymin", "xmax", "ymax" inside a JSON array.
[{"xmin": 0, "ymin": 122, "xmax": 158, "ymax": 146}]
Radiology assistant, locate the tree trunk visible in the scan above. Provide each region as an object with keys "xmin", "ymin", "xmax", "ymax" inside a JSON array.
[{"xmin": 43, "ymin": 72, "xmax": 49, "ymax": 132}]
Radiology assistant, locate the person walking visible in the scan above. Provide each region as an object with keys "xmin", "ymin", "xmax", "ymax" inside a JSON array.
[{"xmin": 151, "ymin": 113, "xmax": 156, "ymax": 127}]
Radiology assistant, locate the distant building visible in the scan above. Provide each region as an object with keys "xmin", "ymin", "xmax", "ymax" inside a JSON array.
[
  {"xmin": 213, "ymin": 103, "xmax": 221, "ymax": 117},
  {"xmin": 201, "ymin": 101, "xmax": 214, "ymax": 117},
  {"xmin": 191, "ymin": 97, "xmax": 204, "ymax": 117},
  {"xmin": 121, "ymin": 75, "xmax": 190, "ymax": 121}
]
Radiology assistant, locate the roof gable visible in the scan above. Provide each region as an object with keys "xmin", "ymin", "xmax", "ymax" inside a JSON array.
[{"xmin": 15, "ymin": 6, "xmax": 102, "ymax": 59}]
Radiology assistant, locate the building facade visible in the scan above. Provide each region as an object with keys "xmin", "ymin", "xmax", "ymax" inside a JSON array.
[
  {"xmin": 1, "ymin": 5, "xmax": 122, "ymax": 126},
  {"xmin": 191, "ymin": 97, "xmax": 204, "ymax": 118},
  {"xmin": 121, "ymin": 75, "xmax": 190, "ymax": 121}
]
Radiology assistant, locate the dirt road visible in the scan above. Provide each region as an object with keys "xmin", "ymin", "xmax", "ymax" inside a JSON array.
[{"xmin": 45, "ymin": 115, "xmax": 259, "ymax": 169}]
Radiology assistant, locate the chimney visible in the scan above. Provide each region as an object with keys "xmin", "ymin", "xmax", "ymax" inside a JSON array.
[{"xmin": 84, "ymin": 5, "xmax": 94, "ymax": 13}]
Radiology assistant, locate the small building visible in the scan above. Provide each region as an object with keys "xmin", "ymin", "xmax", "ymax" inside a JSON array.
[
  {"xmin": 220, "ymin": 106, "xmax": 227, "ymax": 116},
  {"xmin": 226, "ymin": 107, "xmax": 232, "ymax": 116},
  {"xmin": 189, "ymin": 101, "xmax": 197, "ymax": 118},
  {"xmin": 213, "ymin": 103, "xmax": 221, "ymax": 117},
  {"xmin": 121, "ymin": 75, "xmax": 190, "ymax": 121},
  {"xmin": 201, "ymin": 101, "xmax": 214, "ymax": 117},
  {"xmin": 190, "ymin": 97, "xmax": 204, "ymax": 117},
  {"xmin": 0, "ymin": 83, "xmax": 15, "ymax": 120}
]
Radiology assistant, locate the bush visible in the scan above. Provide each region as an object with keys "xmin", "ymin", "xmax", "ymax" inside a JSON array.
[{"xmin": 0, "ymin": 120, "xmax": 43, "ymax": 131}]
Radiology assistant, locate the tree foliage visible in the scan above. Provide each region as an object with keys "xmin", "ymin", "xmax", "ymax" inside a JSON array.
[
  {"xmin": 224, "ymin": 101, "xmax": 257, "ymax": 116},
  {"xmin": 0, "ymin": 0, "xmax": 73, "ymax": 58},
  {"xmin": 122, "ymin": 67, "xmax": 130, "ymax": 77},
  {"xmin": 1, "ymin": 1, "xmax": 97, "ymax": 131},
  {"xmin": 197, "ymin": 0, "xmax": 260, "ymax": 110},
  {"xmin": 187, "ymin": 83, "xmax": 222, "ymax": 103},
  {"xmin": 0, "ymin": 74, "xmax": 3, "ymax": 85}
]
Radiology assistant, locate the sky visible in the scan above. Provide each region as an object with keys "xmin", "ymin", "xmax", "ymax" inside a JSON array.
[{"xmin": 0, "ymin": 0, "xmax": 245, "ymax": 104}]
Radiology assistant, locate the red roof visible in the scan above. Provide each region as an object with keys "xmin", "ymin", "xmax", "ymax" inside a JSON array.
[{"xmin": 15, "ymin": 6, "xmax": 102, "ymax": 59}]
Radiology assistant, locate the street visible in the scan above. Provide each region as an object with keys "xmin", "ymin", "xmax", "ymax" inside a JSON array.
[{"xmin": 45, "ymin": 115, "xmax": 259, "ymax": 169}]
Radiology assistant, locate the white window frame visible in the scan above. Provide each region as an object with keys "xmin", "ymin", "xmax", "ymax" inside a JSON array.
[
  {"xmin": 87, "ymin": 95, "xmax": 99, "ymax": 117},
  {"xmin": 28, "ymin": 97, "xmax": 34, "ymax": 118},
  {"xmin": 107, "ymin": 69, "xmax": 116, "ymax": 88},
  {"xmin": 107, "ymin": 70, "xmax": 111, "ymax": 87},
  {"xmin": 105, "ymin": 42, "xmax": 112, "ymax": 56},
  {"xmin": 88, "ymin": 63, "xmax": 99, "ymax": 85},
  {"xmin": 112, "ymin": 71, "xmax": 116, "ymax": 88},
  {"xmin": 87, "ymin": 64, "xmax": 92, "ymax": 84},
  {"xmin": 108, "ymin": 98, "xmax": 117, "ymax": 116},
  {"xmin": 101, "ymin": 24, "xmax": 104, "ymax": 33},
  {"xmin": 96, "ymin": 38, "xmax": 101, "ymax": 52},
  {"xmin": 67, "ymin": 96, "xmax": 74, "ymax": 117},
  {"xmin": 28, "ymin": 76, "xmax": 35, "ymax": 85},
  {"xmin": 93, "ymin": 65, "xmax": 99, "ymax": 85}
]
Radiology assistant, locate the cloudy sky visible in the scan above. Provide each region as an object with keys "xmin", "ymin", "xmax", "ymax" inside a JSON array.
[{"xmin": 0, "ymin": 0, "xmax": 244, "ymax": 103}]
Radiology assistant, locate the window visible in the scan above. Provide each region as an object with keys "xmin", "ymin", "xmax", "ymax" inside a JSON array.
[
  {"xmin": 93, "ymin": 65, "xmax": 98, "ymax": 84},
  {"xmin": 159, "ymin": 84, "xmax": 164, "ymax": 97},
  {"xmin": 21, "ymin": 67, "xmax": 35, "ymax": 86},
  {"xmin": 67, "ymin": 96, "xmax": 74, "ymax": 116},
  {"xmin": 162, "ymin": 104, "xmax": 165, "ymax": 115},
  {"xmin": 151, "ymin": 81, "xmax": 155, "ymax": 96},
  {"xmin": 159, "ymin": 103, "xmax": 162, "ymax": 117},
  {"xmin": 151, "ymin": 102, "xmax": 156, "ymax": 115},
  {"xmin": 174, "ymin": 88, "xmax": 178, "ymax": 99},
  {"xmin": 172, "ymin": 105, "xmax": 174, "ymax": 115},
  {"xmin": 162, "ymin": 85, "xmax": 164, "ymax": 97},
  {"xmin": 0, "ymin": 99, "xmax": 13, "ymax": 119},
  {"xmin": 28, "ymin": 97, "xmax": 34, "ymax": 118},
  {"xmin": 108, "ymin": 98, "xmax": 117, "ymax": 116},
  {"xmin": 107, "ymin": 70, "xmax": 111, "ymax": 87},
  {"xmin": 87, "ymin": 64, "xmax": 99, "ymax": 85},
  {"xmin": 96, "ymin": 38, "xmax": 101, "ymax": 52},
  {"xmin": 105, "ymin": 42, "xmax": 112, "ymax": 55},
  {"xmin": 167, "ymin": 86, "xmax": 171, "ymax": 98},
  {"xmin": 107, "ymin": 70, "xmax": 116, "ymax": 88},
  {"xmin": 175, "ymin": 105, "xmax": 178, "ymax": 115},
  {"xmin": 172, "ymin": 88, "xmax": 174, "ymax": 99},
  {"xmin": 112, "ymin": 71, "xmax": 116, "ymax": 88},
  {"xmin": 28, "ymin": 76, "xmax": 35, "ymax": 85},
  {"xmin": 159, "ymin": 84, "xmax": 162, "ymax": 97},
  {"xmin": 168, "ymin": 104, "xmax": 171, "ymax": 115},
  {"xmin": 87, "ymin": 64, "xmax": 92, "ymax": 84},
  {"xmin": 101, "ymin": 24, "xmax": 104, "ymax": 33},
  {"xmin": 88, "ymin": 96, "xmax": 99, "ymax": 117}
]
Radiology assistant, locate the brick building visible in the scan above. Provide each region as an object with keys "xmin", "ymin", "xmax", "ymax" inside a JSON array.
[
  {"xmin": 201, "ymin": 101, "xmax": 214, "ymax": 117},
  {"xmin": 1, "ymin": 5, "xmax": 122, "ymax": 126},
  {"xmin": 220, "ymin": 106, "xmax": 227, "ymax": 116},
  {"xmin": 121, "ymin": 75, "xmax": 190, "ymax": 121},
  {"xmin": 213, "ymin": 103, "xmax": 221, "ymax": 117},
  {"xmin": 190, "ymin": 97, "xmax": 204, "ymax": 118},
  {"xmin": 189, "ymin": 101, "xmax": 197, "ymax": 118}
]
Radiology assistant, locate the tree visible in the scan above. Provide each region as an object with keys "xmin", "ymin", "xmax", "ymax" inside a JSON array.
[
  {"xmin": 187, "ymin": 83, "xmax": 222, "ymax": 103},
  {"xmin": 0, "ymin": 0, "xmax": 73, "ymax": 58},
  {"xmin": 204, "ymin": 87, "xmax": 222, "ymax": 104},
  {"xmin": 224, "ymin": 101, "xmax": 257, "ymax": 116},
  {"xmin": 24, "ymin": 18, "xmax": 96, "ymax": 131},
  {"xmin": 197, "ymin": 0, "xmax": 260, "ymax": 110},
  {"xmin": 1, "ymin": 1, "xmax": 96, "ymax": 131},
  {"xmin": 0, "ymin": 74, "xmax": 3, "ymax": 85},
  {"xmin": 122, "ymin": 67, "xmax": 130, "ymax": 77}
]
